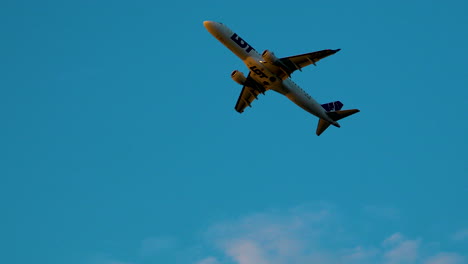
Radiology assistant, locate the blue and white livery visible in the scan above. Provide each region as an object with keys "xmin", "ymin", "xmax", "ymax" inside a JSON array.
[{"xmin": 203, "ymin": 21, "xmax": 359, "ymax": 135}]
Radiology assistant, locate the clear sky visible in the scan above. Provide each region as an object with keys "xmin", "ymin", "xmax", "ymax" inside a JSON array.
[{"xmin": 1, "ymin": 0, "xmax": 467, "ymax": 264}]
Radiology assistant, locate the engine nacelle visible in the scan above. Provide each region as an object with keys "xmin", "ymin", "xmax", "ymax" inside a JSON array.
[
  {"xmin": 262, "ymin": 50, "xmax": 279, "ymax": 64},
  {"xmin": 231, "ymin": 70, "xmax": 246, "ymax": 85}
]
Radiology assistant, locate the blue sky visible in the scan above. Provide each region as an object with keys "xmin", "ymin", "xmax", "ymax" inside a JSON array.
[{"xmin": 1, "ymin": 0, "xmax": 467, "ymax": 264}]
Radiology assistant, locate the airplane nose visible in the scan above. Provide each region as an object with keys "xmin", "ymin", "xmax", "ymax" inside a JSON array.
[
  {"xmin": 203, "ymin": 21, "xmax": 220, "ymax": 35},
  {"xmin": 203, "ymin": 21, "xmax": 214, "ymax": 28}
]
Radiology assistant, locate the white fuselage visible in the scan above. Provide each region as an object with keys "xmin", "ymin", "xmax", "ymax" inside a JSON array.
[{"xmin": 203, "ymin": 21, "xmax": 338, "ymax": 125}]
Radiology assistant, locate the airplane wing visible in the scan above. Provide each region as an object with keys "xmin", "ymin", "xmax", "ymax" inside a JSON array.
[
  {"xmin": 278, "ymin": 49, "xmax": 340, "ymax": 76},
  {"xmin": 234, "ymin": 74, "xmax": 263, "ymax": 113}
]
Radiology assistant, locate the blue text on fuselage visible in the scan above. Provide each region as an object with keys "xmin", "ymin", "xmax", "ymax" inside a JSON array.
[{"xmin": 231, "ymin": 33, "xmax": 254, "ymax": 53}]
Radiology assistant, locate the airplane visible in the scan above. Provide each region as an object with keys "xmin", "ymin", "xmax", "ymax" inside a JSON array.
[{"xmin": 203, "ymin": 21, "xmax": 359, "ymax": 136}]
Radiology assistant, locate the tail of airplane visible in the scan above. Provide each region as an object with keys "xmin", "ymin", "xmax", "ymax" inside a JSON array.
[{"xmin": 316, "ymin": 101, "xmax": 360, "ymax": 136}]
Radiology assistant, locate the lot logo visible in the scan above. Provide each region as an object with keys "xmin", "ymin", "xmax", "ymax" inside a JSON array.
[
  {"xmin": 321, "ymin": 101, "xmax": 344, "ymax": 112},
  {"xmin": 231, "ymin": 33, "xmax": 254, "ymax": 53}
]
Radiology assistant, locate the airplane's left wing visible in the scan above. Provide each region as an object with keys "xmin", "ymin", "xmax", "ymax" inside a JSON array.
[
  {"xmin": 234, "ymin": 74, "xmax": 263, "ymax": 113},
  {"xmin": 278, "ymin": 49, "xmax": 340, "ymax": 76},
  {"xmin": 235, "ymin": 85, "xmax": 261, "ymax": 113}
]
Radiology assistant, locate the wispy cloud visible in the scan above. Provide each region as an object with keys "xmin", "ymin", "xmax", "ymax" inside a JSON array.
[
  {"xmin": 452, "ymin": 229, "xmax": 468, "ymax": 241},
  {"xmin": 87, "ymin": 206, "xmax": 468, "ymax": 264},
  {"xmin": 224, "ymin": 240, "xmax": 270, "ymax": 264},
  {"xmin": 200, "ymin": 205, "xmax": 467, "ymax": 264},
  {"xmin": 341, "ymin": 246, "xmax": 379, "ymax": 262},
  {"xmin": 195, "ymin": 257, "xmax": 221, "ymax": 264},
  {"xmin": 383, "ymin": 235, "xmax": 420, "ymax": 264},
  {"xmin": 383, "ymin": 232, "xmax": 405, "ymax": 246},
  {"xmin": 139, "ymin": 236, "xmax": 177, "ymax": 256},
  {"xmin": 424, "ymin": 253, "xmax": 466, "ymax": 264}
]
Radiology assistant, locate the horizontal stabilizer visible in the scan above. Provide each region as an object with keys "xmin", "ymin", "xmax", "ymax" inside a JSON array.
[
  {"xmin": 316, "ymin": 119, "xmax": 331, "ymax": 136},
  {"xmin": 326, "ymin": 109, "xmax": 360, "ymax": 121},
  {"xmin": 316, "ymin": 109, "xmax": 360, "ymax": 136}
]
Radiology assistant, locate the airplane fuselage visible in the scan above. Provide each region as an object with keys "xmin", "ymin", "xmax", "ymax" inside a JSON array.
[{"xmin": 203, "ymin": 21, "xmax": 339, "ymax": 126}]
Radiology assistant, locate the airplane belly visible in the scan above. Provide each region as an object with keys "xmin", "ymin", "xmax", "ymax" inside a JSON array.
[
  {"xmin": 282, "ymin": 79, "xmax": 331, "ymax": 121},
  {"xmin": 244, "ymin": 58, "xmax": 286, "ymax": 93},
  {"xmin": 204, "ymin": 21, "xmax": 358, "ymax": 134}
]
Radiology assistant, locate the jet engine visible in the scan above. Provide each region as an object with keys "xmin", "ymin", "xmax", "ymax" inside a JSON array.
[
  {"xmin": 262, "ymin": 50, "xmax": 278, "ymax": 64},
  {"xmin": 231, "ymin": 70, "xmax": 246, "ymax": 85}
]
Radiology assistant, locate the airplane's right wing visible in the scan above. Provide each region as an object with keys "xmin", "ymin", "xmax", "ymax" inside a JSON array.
[
  {"xmin": 278, "ymin": 49, "xmax": 341, "ymax": 76},
  {"xmin": 234, "ymin": 74, "xmax": 263, "ymax": 113}
]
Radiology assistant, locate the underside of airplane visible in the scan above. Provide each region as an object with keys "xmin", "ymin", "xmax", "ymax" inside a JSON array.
[{"xmin": 204, "ymin": 21, "xmax": 359, "ymax": 135}]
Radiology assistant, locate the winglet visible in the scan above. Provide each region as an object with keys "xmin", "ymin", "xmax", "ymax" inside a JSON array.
[{"xmin": 330, "ymin": 49, "xmax": 341, "ymax": 54}]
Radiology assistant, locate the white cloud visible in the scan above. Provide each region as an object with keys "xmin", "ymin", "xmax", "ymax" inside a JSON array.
[
  {"xmin": 424, "ymin": 253, "xmax": 467, "ymax": 264},
  {"xmin": 452, "ymin": 229, "xmax": 468, "ymax": 241},
  {"xmin": 382, "ymin": 233, "xmax": 421, "ymax": 264},
  {"xmin": 205, "ymin": 204, "xmax": 338, "ymax": 264},
  {"xmin": 200, "ymin": 205, "xmax": 467, "ymax": 264},
  {"xmin": 341, "ymin": 246, "xmax": 379, "ymax": 262},
  {"xmin": 384, "ymin": 238, "xmax": 420, "ymax": 264},
  {"xmin": 195, "ymin": 257, "xmax": 220, "ymax": 264},
  {"xmin": 383, "ymin": 232, "xmax": 405, "ymax": 247},
  {"xmin": 225, "ymin": 239, "xmax": 270, "ymax": 264}
]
